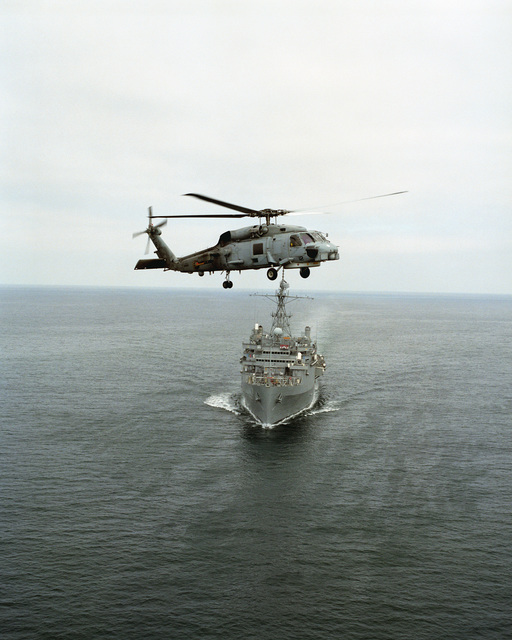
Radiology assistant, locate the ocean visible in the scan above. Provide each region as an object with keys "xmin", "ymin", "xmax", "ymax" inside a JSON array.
[{"xmin": 1, "ymin": 285, "xmax": 511, "ymax": 639}]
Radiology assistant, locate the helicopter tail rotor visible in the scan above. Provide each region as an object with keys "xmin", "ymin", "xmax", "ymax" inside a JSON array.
[
  {"xmin": 132, "ymin": 207, "xmax": 168, "ymax": 239},
  {"xmin": 152, "ymin": 219, "xmax": 168, "ymax": 231}
]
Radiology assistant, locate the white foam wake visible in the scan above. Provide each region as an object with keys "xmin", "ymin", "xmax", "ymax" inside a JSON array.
[
  {"xmin": 308, "ymin": 400, "xmax": 340, "ymax": 416},
  {"xmin": 204, "ymin": 392, "xmax": 242, "ymax": 415}
]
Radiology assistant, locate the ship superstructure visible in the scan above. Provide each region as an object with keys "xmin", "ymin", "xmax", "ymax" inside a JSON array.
[{"xmin": 240, "ymin": 278, "xmax": 325, "ymax": 426}]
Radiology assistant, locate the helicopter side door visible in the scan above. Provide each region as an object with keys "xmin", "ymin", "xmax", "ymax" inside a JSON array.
[
  {"xmin": 226, "ymin": 238, "xmax": 268, "ymax": 269},
  {"xmin": 249, "ymin": 238, "xmax": 268, "ymax": 267}
]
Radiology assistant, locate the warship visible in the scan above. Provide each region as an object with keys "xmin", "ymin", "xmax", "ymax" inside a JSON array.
[{"xmin": 240, "ymin": 277, "xmax": 326, "ymax": 426}]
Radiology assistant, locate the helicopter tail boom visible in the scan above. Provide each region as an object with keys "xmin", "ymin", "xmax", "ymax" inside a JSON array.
[{"xmin": 148, "ymin": 229, "xmax": 177, "ymax": 267}]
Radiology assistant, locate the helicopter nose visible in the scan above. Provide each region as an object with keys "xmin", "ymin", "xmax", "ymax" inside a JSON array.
[{"xmin": 321, "ymin": 242, "xmax": 340, "ymax": 260}]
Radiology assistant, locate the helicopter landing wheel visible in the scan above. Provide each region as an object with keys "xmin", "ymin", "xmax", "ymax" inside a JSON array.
[
  {"xmin": 300, "ymin": 267, "xmax": 310, "ymax": 279},
  {"xmin": 267, "ymin": 267, "xmax": 278, "ymax": 281},
  {"xmin": 222, "ymin": 279, "xmax": 233, "ymax": 289}
]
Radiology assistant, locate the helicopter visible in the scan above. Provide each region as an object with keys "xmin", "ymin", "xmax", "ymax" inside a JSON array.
[{"xmin": 133, "ymin": 192, "xmax": 406, "ymax": 289}]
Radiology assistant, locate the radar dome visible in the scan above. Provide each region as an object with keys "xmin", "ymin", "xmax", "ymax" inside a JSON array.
[{"xmin": 273, "ymin": 327, "xmax": 283, "ymax": 336}]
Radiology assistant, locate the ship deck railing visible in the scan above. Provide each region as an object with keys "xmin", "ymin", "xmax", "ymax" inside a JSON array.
[{"xmin": 244, "ymin": 374, "xmax": 301, "ymax": 387}]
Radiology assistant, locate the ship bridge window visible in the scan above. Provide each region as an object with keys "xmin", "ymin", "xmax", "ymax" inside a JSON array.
[
  {"xmin": 253, "ymin": 242, "xmax": 264, "ymax": 255},
  {"xmin": 300, "ymin": 233, "xmax": 314, "ymax": 244},
  {"xmin": 290, "ymin": 234, "xmax": 301, "ymax": 247}
]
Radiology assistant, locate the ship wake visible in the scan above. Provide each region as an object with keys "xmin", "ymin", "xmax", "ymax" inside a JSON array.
[{"xmin": 307, "ymin": 398, "xmax": 340, "ymax": 417}]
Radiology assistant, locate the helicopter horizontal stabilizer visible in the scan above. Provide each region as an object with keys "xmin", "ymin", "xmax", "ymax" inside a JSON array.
[{"xmin": 134, "ymin": 258, "xmax": 168, "ymax": 270}]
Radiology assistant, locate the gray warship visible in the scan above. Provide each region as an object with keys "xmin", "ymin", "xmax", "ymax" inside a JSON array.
[{"xmin": 240, "ymin": 277, "xmax": 326, "ymax": 426}]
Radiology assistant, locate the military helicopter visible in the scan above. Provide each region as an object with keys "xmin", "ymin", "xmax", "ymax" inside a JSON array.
[{"xmin": 133, "ymin": 192, "xmax": 406, "ymax": 289}]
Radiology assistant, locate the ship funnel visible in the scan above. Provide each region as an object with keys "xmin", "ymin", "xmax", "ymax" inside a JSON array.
[{"xmin": 305, "ymin": 326, "xmax": 311, "ymax": 339}]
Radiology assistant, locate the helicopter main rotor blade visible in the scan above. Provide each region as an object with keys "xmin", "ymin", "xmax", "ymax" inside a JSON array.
[
  {"xmin": 286, "ymin": 211, "xmax": 335, "ymax": 217},
  {"xmin": 289, "ymin": 191, "xmax": 408, "ymax": 214},
  {"xmin": 147, "ymin": 190, "xmax": 407, "ymax": 221},
  {"xmin": 149, "ymin": 213, "xmax": 249, "ymax": 219},
  {"xmin": 184, "ymin": 193, "xmax": 262, "ymax": 216}
]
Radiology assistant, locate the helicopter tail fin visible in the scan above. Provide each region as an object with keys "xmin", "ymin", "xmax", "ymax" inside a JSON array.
[
  {"xmin": 133, "ymin": 207, "xmax": 177, "ymax": 270},
  {"xmin": 133, "ymin": 231, "xmax": 177, "ymax": 270}
]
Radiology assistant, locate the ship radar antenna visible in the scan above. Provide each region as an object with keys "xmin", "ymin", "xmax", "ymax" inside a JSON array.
[{"xmin": 250, "ymin": 273, "xmax": 313, "ymax": 336}]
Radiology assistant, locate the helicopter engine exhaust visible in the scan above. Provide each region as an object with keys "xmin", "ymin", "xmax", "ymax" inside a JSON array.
[{"xmin": 219, "ymin": 225, "xmax": 268, "ymax": 244}]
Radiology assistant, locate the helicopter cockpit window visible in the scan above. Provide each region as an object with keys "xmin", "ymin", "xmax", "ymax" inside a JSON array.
[
  {"xmin": 300, "ymin": 233, "xmax": 314, "ymax": 244},
  {"xmin": 290, "ymin": 235, "xmax": 301, "ymax": 247}
]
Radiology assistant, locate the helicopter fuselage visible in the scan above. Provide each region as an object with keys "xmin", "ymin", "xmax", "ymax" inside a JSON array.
[{"xmin": 135, "ymin": 223, "xmax": 339, "ymax": 282}]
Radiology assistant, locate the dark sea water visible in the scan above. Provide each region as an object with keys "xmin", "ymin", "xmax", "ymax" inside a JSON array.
[{"xmin": 1, "ymin": 285, "xmax": 511, "ymax": 639}]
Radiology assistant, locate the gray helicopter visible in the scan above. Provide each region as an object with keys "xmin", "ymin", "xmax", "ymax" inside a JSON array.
[{"xmin": 133, "ymin": 192, "xmax": 405, "ymax": 288}]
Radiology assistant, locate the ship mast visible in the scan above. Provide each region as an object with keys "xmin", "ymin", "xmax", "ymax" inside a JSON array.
[
  {"xmin": 252, "ymin": 274, "xmax": 312, "ymax": 336},
  {"xmin": 270, "ymin": 278, "xmax": 292, "ymax": 335}
]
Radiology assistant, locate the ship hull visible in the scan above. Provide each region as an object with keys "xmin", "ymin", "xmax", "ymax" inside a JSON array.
[
  {"xmin": 239, "ymin": 278, "xmax": 325, "ymax": 427},
  {"xmin": 241, "ymin": 375, "xmax": 318, "ymax": 426}
]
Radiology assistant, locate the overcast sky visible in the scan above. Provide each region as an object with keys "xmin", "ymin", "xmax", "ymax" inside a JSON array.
[{"xmin": 1, "ymin": 0, "xmax": 511, "ymax": 293}]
